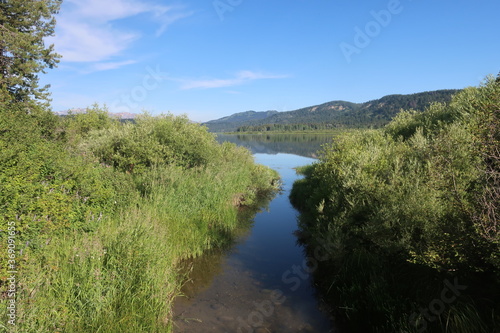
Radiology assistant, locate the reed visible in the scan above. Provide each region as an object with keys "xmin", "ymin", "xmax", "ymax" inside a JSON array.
[{"xmin": 1, "ymin": 111, "xmax": 279, "ymax": 332}]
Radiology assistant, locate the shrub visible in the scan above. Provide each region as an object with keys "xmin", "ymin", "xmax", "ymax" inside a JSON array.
[
  {"xmin": 291, "ymin": 76, "xmax": 500, "ymax": 332},
  {"xmin": 1, "ymin": 105, "xmax": 279, "ymax": 332}
]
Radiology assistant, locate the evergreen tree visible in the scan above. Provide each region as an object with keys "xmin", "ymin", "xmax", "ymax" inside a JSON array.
[{"xmin": 0, "ymin": 0, "xmax": 61, "ymax": 104}]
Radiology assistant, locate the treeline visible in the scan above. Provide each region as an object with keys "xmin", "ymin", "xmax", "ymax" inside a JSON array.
[
  {"xmin": 236, "ymin": 122, "xmax": 337, "ymax": 132},
  {"xmin": 290, "ymin": 76, "xmax": 500, "ymax": 332},
  {"xmin": 0, "ymin": 105, "xmax": 278, "ymax": 331},
  {"xmin": 204, "ymin": 90, "xmax": 459, "ymax": 132},
  {"xmin": 360, "ymin": 89, "xmax": 461, "ymax": 119}
]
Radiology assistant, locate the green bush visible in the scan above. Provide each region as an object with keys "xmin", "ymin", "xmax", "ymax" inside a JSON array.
[
  {"xmin": 79, "ymin": 113, "xmax": 221, "ymax": 173},
  {"xmin": 1, "ymin": 105, "xmax": 279, "ymax": 332},
  {"xmin": 0, "ymin": 106, "xmax": 126, "ymax": 239},
  {"xmin": 291, "ymin": 76, "xmax": 500, "ymax": 332},
  {"xmin": 61, "ymin": 105, "xmax": 118, "ymax": 144}
]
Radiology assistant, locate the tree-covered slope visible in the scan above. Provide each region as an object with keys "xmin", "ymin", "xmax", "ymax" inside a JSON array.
[
  {"xmin": 203, "ymin": 90, "xmax": 459, "ymax": 132},
  {"xmin": 203, "ymin": 110, "xmax": 279, "ymax": 132}
]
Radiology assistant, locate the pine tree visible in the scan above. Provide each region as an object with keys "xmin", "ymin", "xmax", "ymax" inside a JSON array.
[{"xmin": 0, "ymin": 0, "xmax": 61, "ymax": 104}]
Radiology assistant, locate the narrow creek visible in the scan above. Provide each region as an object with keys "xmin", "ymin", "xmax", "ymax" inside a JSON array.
[{"xmin": 173, "ymin": 135, "xmax": 336, "ymax": 333}]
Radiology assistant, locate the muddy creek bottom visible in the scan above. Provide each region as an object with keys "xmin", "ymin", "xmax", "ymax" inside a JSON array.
[{"xmin": 173, "ymin": 154, "xmax": 334, "ymax": 333}]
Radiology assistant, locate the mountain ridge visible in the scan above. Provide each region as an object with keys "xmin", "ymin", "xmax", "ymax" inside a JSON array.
[
  {"xmin": 203, "ymin": 89, "xmax": 460, "ymax": 132},
  {"xmin": 209, "ymin": 110, "xmax": 279, "ymax": 123}
]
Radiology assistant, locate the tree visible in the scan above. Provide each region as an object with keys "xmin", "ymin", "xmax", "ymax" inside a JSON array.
[{"xmin": 0, "ymin": 0, "xmax": 61, "ymax": 104}]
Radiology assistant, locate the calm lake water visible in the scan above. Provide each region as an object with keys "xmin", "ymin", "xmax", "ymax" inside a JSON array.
[
  {"xmin": 215, "ymin": 133, "xmax": 335, "ymax": 158},
  {"xmin": 173, "ymin": 134, "xmax": 336, "ymax": 333}
]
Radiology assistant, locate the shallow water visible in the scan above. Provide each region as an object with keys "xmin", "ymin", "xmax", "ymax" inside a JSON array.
[{"xmin": 173, "ymin": 152, "xmax": 335, "ymax": 333}]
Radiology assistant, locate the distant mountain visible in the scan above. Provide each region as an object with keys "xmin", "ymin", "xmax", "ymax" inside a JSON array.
[
  {"xmin": 112, "ymin": 112, "xmax": 138, "ymax": 120},
  {"xmin": 203, "ymin": 110, "xmax": 279, "ymax": 132},
  {"xmin": 53, "ymin": 108, "xmax": 87, "ymax": 116},
  {"xmin": 203, "ymin": 90, "xmax": 460, "ymax": 132}
]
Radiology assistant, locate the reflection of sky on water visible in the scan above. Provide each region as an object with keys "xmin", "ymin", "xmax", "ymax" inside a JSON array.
[
  {"xmin": 173, "ymin": 152, "xmax": 333, "ymax": 333},
  {"xmin": 254, "ymin": 153, "xmax": 316, "ymax": 191},
  {"xmin": 216, "ymin": 133, "xmax": 334, "ymax": 158}
]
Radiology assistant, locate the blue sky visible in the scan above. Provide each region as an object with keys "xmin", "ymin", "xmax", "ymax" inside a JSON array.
[{"xmin": 42, "ymin": 0, "xmax": 500, "ymax": 122}]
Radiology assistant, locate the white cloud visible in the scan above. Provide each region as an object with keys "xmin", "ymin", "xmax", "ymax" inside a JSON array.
[
  {"xmin": 179, "ymin": 71, "xmax": 289, "ymax": 90},
  {"xmin": 88, "ymin": 60, "xmax": 138, "ymax": 72},
  {"xmin": 52, "ymin": 19, "xmax": 138, "ymax": 63},
  {"xmin": 49, "ymin": 0, "xmax": 192, "ymax": 66},
  {"xmin": 154, "ymin": 7, "xmax": 193, "ymax": 37},
  {"xmin": 66, "ymin": 0, "xmax": 149, "ymax": 22}
]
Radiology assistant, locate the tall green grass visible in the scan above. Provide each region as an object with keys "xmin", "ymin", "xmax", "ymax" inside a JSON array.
[{"xmin": 1, "ymin": 110, "xmax": 279, "ymax": 332}]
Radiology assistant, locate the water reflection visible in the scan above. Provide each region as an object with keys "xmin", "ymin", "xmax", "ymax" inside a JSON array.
[
  {"xmin": 176, "ymin": 194, "xmax": 273, "ymax": 300},
  {"xmin": 215, "ymin": 133, "xmax": 335, "ymax": 158},
  {"xmin": 173, "ymin": 153, "xmax": 334, "ymax": 333}
]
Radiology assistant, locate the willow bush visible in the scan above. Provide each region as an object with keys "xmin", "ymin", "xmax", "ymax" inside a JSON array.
[{"xmin": 291, "ymin": 76, "xmax": 500, "ymax": 332}]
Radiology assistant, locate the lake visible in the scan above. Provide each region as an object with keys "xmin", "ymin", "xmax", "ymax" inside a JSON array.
[
  {"xmin": 173, "ymin": 134, "xmax": 337, "ymax": 333},
  {"xmin": 215, "ymin": 133, "xmax": 336, "ymax": 158}
]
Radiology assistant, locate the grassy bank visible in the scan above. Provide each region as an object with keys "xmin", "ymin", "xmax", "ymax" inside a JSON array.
[
  {"xmin": 290, "ymin": 77, "xmax": 500, "ymax": 332},
  {"xmin": 0, "ymin": 107, "xmax": 279, "ymax": 332}
]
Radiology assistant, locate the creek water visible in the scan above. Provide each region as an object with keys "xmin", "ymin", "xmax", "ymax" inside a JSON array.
[{"xmin": 173, "ymin": 134, "xmax": 336, "ymax": 333}]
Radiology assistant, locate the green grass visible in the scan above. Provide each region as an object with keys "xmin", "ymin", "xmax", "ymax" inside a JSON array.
[
  {"xmin": 6, "ymin": 165, "xmax": 278, "ymax": 333},
  {"xmin": 4, "ymin": 168, "xmax": 278, "ymax": 332},
  {"xmin": 0, "ymin": 111, "xmax": 279, "ymax": 332}
]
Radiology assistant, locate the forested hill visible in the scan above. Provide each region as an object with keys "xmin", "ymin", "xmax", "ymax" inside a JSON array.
[
  {"xmin": 203, "ymin": 89, "xmax": 460, "ymax": 132},
  {"xmin": 203, "ymin": 110, "xmax": 279, "ymax": 132}
]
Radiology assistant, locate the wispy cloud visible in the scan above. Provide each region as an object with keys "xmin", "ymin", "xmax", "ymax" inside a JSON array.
[
  {"xmin": 88, "ymin": 60, "xmax": 139, "ymax": 73},
  {"xmin": 178, "ymin": 71, "xmax": 289, "ymax": 90},
  {"xmin": 66, "ymin": 0, "xmax": 149, "ymax": 22},
  {"xmin": 153, "ymin": 6, "xmax": 193, "ymax": 37},
  {"xmin": 49, "ymin": 0, "xmax": 192, "ymax": 68},
  {"xmin": 52, "ymin": 19, "xmax": 138, "ymax": 63}
]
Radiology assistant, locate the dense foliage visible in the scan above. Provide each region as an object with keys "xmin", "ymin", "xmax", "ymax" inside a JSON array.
[
  {"xmin": 0, "ymin": 3, "xmax": 280, "ymax": 330},
  {"xmin": 290, "ymin": 77, "xmax": 499, "ymax": 332},
  {"xmin": 204, "ymin": 90, "xmax": 459, "ymax": 132},
  {"xmin": 0, "ymin": 0, "xmax": 61, "ymax": 104},
  {"xmin": 0, "ymin": 106, "xmax": 279, "ymax": 332}
]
